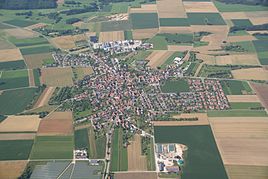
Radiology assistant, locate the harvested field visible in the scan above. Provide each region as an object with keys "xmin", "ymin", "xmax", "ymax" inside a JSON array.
[
  {"xmin": 153, "ymin": 113, "xmax": 209, "ymax": 126},
  {"xmin": 156, "ymin": 0, "xmax": 186, "ymax": 18},
  {"xmin": 129, "ymin": 4, "xmax": 157, "ymax": 13},
  {"xmin": 225, "ymin": 165, "xmax": 268, "ymax": 179},
  {"xmin": 0, "ymin": 48, "xmax": 23, "ymax": 62},
  {"xmin": 227, "ymin": 95, "xmax": 260, "ymax": 103},
  {"xmin": 232, "ymin": 68, "xmax": 268, "ymax": 80},
  {"xmin": 227, "ymin": 35, "xmax": 256, "ymax": 42},
  {"xmin": 73, "ymin": 67, "xmax": 93, "ymax": 80},
  {"xmin": 0, "ymin": 133, "xmax": 35, "ymax": 140},
  {"xmin": 132, "ymin": 28, "xmax": 158, "ymax": 40},
  {"xmin": 159, "ymin": 26, "xmax": 192, "ymax": 34},
  {"xmin": 215, "ymin": 54, "xmax": 260, "ymax": 66},
  {"xmin": 51, "ymin": 34, "xmax": 86, "ymax": 50},
  {"xmin": 28, "ymin": 69, "xmax": 35, "ymax": 87},
  {"xmin": 209, "ymin": 117, "xmax": 268, "ymax": 166},
  {"xmin": 146, "ymin": 51, "xmax": 173, "ymax": 68},
  {"xmin": 24, "ymin": 52, "xmax": 53, "ymax": 69},
  {"xmin": 25, "ymin": 23, "xmax": 47, "ymax": 30},
  {"xmin": 115, "ymin": 172, "xmax": 157, "ymax": 179},
  {"xmin": 34, "ymin": 87, "xmax": 55, "ymax": 108},
  {"xmin": 196, "ymin": 53, "xmax": 216, "ymax": 64},
  {"xmin": 167, "ymin": 45, "xmax": 192, "ymax": 51},
  {"xmin": 0, "ymin": 115, "xmax": 40, "ymax": 132},
  {"xmin": 41, "ymin": 67, "xmax": 74, "ymax": 87},
  {"xmin": 251, "ymin": 83, "xmax": 268, "ymax": 110},
  {"xmin": 37, "ymin": 111, "xmax": 73, "ymax": 136},
  {"xmin": 0, "ymin": 160, "xmax": 27, "ymax": 179},
  {"xmin": 221, "ymin": 12, "xmax": 248, "ymax": 19},
  {"xmin": 99, "ymin": 31, "xmax": 124, "ymax": 43},
  {"xmin": 183, "ymin": 2, "xmax": 219, "ymax": 13},
  {"xmin": 246, "ymin": 11, "xmax": 268, "ymax": 25},
  {"xmin": 127, "ymin": 135, "xmax": 147, "ymax": 171},
  {"xmin": 4, "ymin": 28, "xmax": 38, "ymax": 39}
]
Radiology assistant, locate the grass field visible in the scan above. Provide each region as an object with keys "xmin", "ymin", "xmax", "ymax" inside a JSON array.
[
  {"xmin": 231, "ymin": 41, "xmax": 256, "ymax": 53},
  {"xmin": 20, "ymin": 45, "xmax": 53, "ymax": 55},
  {"xmin": 124, "ymin": 31, "xmax": 133, "ymax": 40},
  {"xmin": 214, "ymin": 1, "xmax": 268, "ymax": 12},
  {"xmin": 0, "ymin": 88, "xmax": 38, "ymax": 115},
  {"xmin": 33, "ymin": 69, "xmax": 41, "ymax": 86},
  {"xmin": 0, "ymin": 60, "xmax": 26, "ymax": 71},
  {"xmin": 8, "ymin": 36, "xmax": 48, "ymax": 47},
  {"xmin": 187, "ymin": 13, "xmax": 226, "ymax": 25},
  {"xmin": 0, "ymin": 69, "xmax": 29, "ymax": 90},
  {"xmin": 147, "ymin": 35, "xmax": 168, "ymax": 50},
  {"xmin": 159, "ymin": 33, "xmax": 193, "ymax": 45},
  {"xmin": 111, "ymin": 128, "xmax": 128, "ymax": 171},
  {"xmin": 253, "ymin": 40, "xmax": 268, "ymax": 65},
  {"xmin": 220, "ymin": 80, "xmax": 252, "ymax": 95},
  {"xmin": 100, "ymin": 20, "xmax": 131, "ymax": 32},
  {"xmin": 230, "ymin": 102, "xmax": 263, "ymax": 109},
  {"xmin": 161, "ymin": 51, "xmax": 185, "ymax": 68},
  {"xmin": 130, "ymin": 13, "xmax": 159, "ymax": 29},
  {"xmin": 74, "ymin": 128, "xmax": 89, "ymax": 150},
  {"xmin": 208, "ymin": 110, "xmax": 268, "ymax": 117},
  {"xmin": 3, "ymin": 19, "xmax": 37, "ymax": 27},
  {"xmin": 154, "ymin": 125, "xmax": 228, "ymax": 179},
  {"xmin": 0, "ymin": 140, "xmax": 33, "ymax": 160},
  {"xmin": 30, "ymin": 136, "xmax": 73, "ymax": 159},
  {"xmin": 161, "ymin": 79, "xmax": 190, "ymax": 93},
  {"xmin": 231, "ymin": 19, "xmax": 253, "ymax": 27},
  {"xmin": 159, "ymin": 18, "xmax": 189, "ymax": 26}
]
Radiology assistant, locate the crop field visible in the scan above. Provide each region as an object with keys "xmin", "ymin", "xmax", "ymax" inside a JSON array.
[
  {"xmin": 227, "ymin": 95, "xmax": 260, "ymax": 103},
  {"xmin": 232, "ymin": 68, "xmax": 268, "ymax": 81},
  {"xmin": 24, "ymin": 52, "xmax": 53, "ymax": 69},
  {"xmin": 154, "ymin": 125, "xmax": 228, "ymax": 179},
  {"xmin": 0, "ymin": 160, "xmax": 28, "ymax": 179},
  {"xmin": 161, "ymin": 79, "xmax": 190, "ymax": 93},
  {"xmin": 33, "ymin": 69, "xmax": 41, "ymax": 86},
  {"xmin": 0, "ymin": 88, "xmax": 38, "ymax": 115},
  {"xmin": 253, "ymin": 40, "xmax": 268, "ymax": 65},
  {"xmin": 229, "ymin": 102, "xmax": 263, "ymax": 110},
  {"xmin": 156, "ymin": 0, "xmax": 187, "ymax": 18},
  {"xmin": 226, "ymin": 36, "xmax": 256, "ymax": 43},
  {"xmin": 0, "ymin": 60, "xmax": 26, "ymax": 71},
  {"xmin": 4, "ymin": 28, "xmax": 38, "ymax": 39},
  {"xmin": 209, "ymin": 117, "xmax": 268, "ymax": 166},
  {"xmin": 74, "ymin": 128, "xmax": 89, "ymax": 149},
  {"xmin": 231, "ymin": 19, "xmax": 253, "ymax": 27},
  {"xmin": 220, "ymin": 80, "xmax": 252, "ymax": 95},
  {"xmin": 251, "ymin": 83, "xmax": 268, "ymax": 111},
  {"xmin": 0, "ymin": 48, "xmax": 23, "ymax": 62},
  {"xmin": 215, "ymin": 54, "xmax": 259, "ymax": 66},
  {"xmin": 0, "ymin": 139, "xmax": 34, "ymax": 160},
  {"xmin": 114, "ymin": 172, "xmax": 157, "ymax": 179},
  {"xmin": 41, "ymin": 67, "xmax": 74, "ymax": 87},
  {"xmin": 213, "ymin": 1, "xmax": 268, "ymax": 12},
  {"xmin": 8, "ymin": 36, "xmax": 48, "ymax": 47},
  {"xmin": 159, "ymin": 33, "xmax": 193, "ymax": 45},
  {"xmin": 161, "ymin": 51, "xmax": 185, "ymax": 69},
  {"xmin": 111, "ymin": 128, "xmax": 128, "ymax": 171},
  {"xmin": 34, "ymin": 87, "xmax": 55, "ymax": 108},
  {"xmin": 3, "ymin": 19, "xmax": 37, "ymax": 27},
  {"xmin": 20, "ymin": 45, "xmax": 53, "ymax": 55},
  {"xmin": 147, "ymin": 35, "xmax": 168, "ymax": 50},
  {"xmin": 130, "ymin": 13, "xmax": 159, "ymax": 29},
  {"xmin": 187, "ymin": 13, "xmax": 226, "ymax": 25},
  {"xmin": 146, "ymin": 50, "xmax": 173, "ymax": 68},
  {"xmin": 225, "ymin": 165, "xmax": 268, "ymax": 179},
  {"xmin": 129, "ymin": 4, "xmax": 157, "ymax": 13},
  {"xmin": 183, "ymin": 1, "xmax": 219, "ymax": 13},
  {"xmin": 159, "ymin": 18, "xmax": 189, "ymax": 26},
  {"xmin": 28, "ymin": 69, "xmax": 35, "ymax": 87},
  {"xmin": 208, "ymin": 110, "xmax": 267, "ymax": 117},
  {"xmin": 124, "ymin": 31, "xmax": 133, "ymax": 40},
  {"xmin": 0, "ymin": 69, "xmax": 29, "ymax": 90},
  {"xmin": 72, "ymin": 67, "xmax": 93, "ymax": 81},
  {"xmin": 99, "ymin": 31, "xmax": 124, "ymax": 43},
  {"xmin": 0, "ymin": 115, "xmax": 40, "ymax": 132},
  {"xmin": 30, "ymin": 136, "xmax": 73, "ymax": 159},
  {"xmin": 100, "ymin": 20, "xmax": 131, "ymax": 32},
  {"xmin": 229, "ymin": 41, "xmax": 256, "ymax": 53},
  {"xmin": 0, "ymin": 133, "xmax": 35, "ymax": 140}
]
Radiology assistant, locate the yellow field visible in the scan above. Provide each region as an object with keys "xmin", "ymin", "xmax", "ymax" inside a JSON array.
[
  {"xmin": 232, "ymin": 68, "xmax": 268, "ymax": 80},
  {"xmin": 0, "ymin": 48, "xmax": 23, "ymax": 62},
  {"xmin": 215, "ymin": 54, "xmax": 260, "ymax": 66},
  {"xmin": 221, "ymin": 12, "xmax": 248, "ymax": 19},
  {"xmin": 196, "ymin": 53, "xmax": 216, "ymax": 64},
  {"xmin": 146, "ymin": 50, "xmax": 173, "ymax": 68},
  {"xmin": 41, "ymin": 67, "xmax": 74, "ymax": 87},
  {"xmin": 99, "ymin": 31, "xmax": 124, "ymax": 43},
  {"xmin": 51, "ymin": 34, "xmax": 86, "ymax": 50},
  {"xmin": 4, "ymin": 28, "xmax": 38, "ymax": 39},
  {"xmin": 24, "ymin": 53, "xmax": 53, "ymax": 69},
  {"xmin": 227, "ymin": 95, "xmax": 260, "ymax": 102},
  {"xmin": 226, "ymin": 35, "xmax": 256, "ymax": 43},
  {"xmin": 132, "ymin": 28, "xmax": 158, "ymax": 40},
  {"xmin": 246, "ymin": 11, "xmax": 268, "ymax": 25},
  {"xmin": 0, "ymin": 115, "xmax": 40, "ymax": 132},
  {"xmin": 0, "ymin": 160, "xmax": 28, "ymax": 179},
  {"xmin": 183, "ymin": 2, "xmax": 218, "ymax": 13},
  {"xmin": 34, "ymin": 87, "xmax": 55, "ymax": 108},
  {"xmin": 0, "ymin": 133, "xmax": 35, "ymax": 140},
  {"xmin": 156, "ymin": 0, "xmax": 187, "ymax": 18},
  {"xmin": 129, "ymin": 4, "xmax": 157, "ymax": 13},
  {"xmin": 225, "ymin": 165, "xmax": 268, "ymax": 179}
]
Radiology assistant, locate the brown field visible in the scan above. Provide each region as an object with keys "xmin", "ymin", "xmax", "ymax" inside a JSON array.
[
  {"xmin": 0, "ymin": 48, "xmax": 23, "ymax": 62},
  {"xmin": 28, "ymin": 69, "xmax": 35, "ymax": 87},
  {"xmin": 37, "ymin": 111, "xmax": 73, "ymax": 136},
  {"xmin": 0, "ymin": 133, "xmax": 35, "ymax": 140},
  {"xmin": 167, "ymin": 45, "xmax": 193, "ymax": 51},
  {"xmin": 73, "ymin": 67, "xmax": 93, "ymax": 80},
  {"xmin": 246, "ymin": 11, "xmax": 268, "ymax": 25},
  {"xmin": 225, "ymin": 165, "xmax": 268, "ymax": 179},
  {"xmin": 25, "ymin": 23, "xmax": 47, "ymax": 30},
  {"xmin": 57, "ymin": 0, "xmax": 64, "ymax": 4},
  {"xmin": 251, "ymin": 83, "xmax": 268, "ymax": 110},
  {"xmin": 146, "ymin": 50, "xmax": 173, "ymax": 68},
  {"xmin": 24, "ymin": 52, "xmax": 53, "ymax": 69},
  {"xmin": 221, "ymin": 12, "xmax": 248, "ymax": 19},
  {"xmin": 215, "ymin": 54, "xmax": 260, "ymax": 66},
  {"xmin": 196, "ymin": 53, "xmax": 216, "ymax": 64},
  {"xmin": 159, "ymin": 26, "xmax": 192, "ymax": 34},
  {"xmin": 4, "ymin": 28, "xmax": 38, "ymax": 39},
  {"xmin": 26, "ymin": 105, "xmax": 58, "ymax": 114},
  {"xmin": 231, "ymin": 68, "xmax": 268, "ymax": 80},
  {"xmin": 0, "ymin": 39, "xmax": 16, "ymax": 50},
  {"xmin": 114, "ymin": 172, "xmax": 157, "ymax": 179},
  {"xmin": 209, "ymin": 117, "xmax": 268, "ymax": 166},
  {"xmin": 99, "ymin": 31, "xmax": 124, "ymax": 43},
  {"xmin": 128, "ymin": 135, "xmax": 147, "ymax": 171},
  {"xmin": 132, "ymin": 28, "xmax": 158, "ymax": 40},
  {"xmin": 41, "ymin": 67, "xmax": 74, "ymax": 87},
  {"xmin": 85, "ymin": 32, "xmax": 97, "ymax": 38},
  {"xmin": 183, "ymin": 2, "xmax": 218, "ymax": 13},
  {"xmin": 226, "ymin": 35, "xmax": 256, "ymax": 42},
  {"xmin": 129, "ymin": 4, "xmax": 157, "ymax": 13},
  {"xmin": 156, "ymin": 0, "xmax": 187, "ymax": 18},
  {"xmin": 247, "ymin": 30, "xmax": 268, "ymax": 35},
  {"xmin": 227, "ymin": 95, "xmax": 260, "ymax": 102},
  {"xmin": 153, "ymin": 113, "xmax": 209, "ymax": 126},
  {"xmin": 0, "ymin": 115, "xmax": 40, "ymax": 132},
  {"xmin": 0, "ymin": 160, "xmax": 28, "ymax": 179},
  {"xmin": 34, "ymin": 87, "xmax": 55, "ymax": 108},
  {"xmin": 51, "ymin": 34, "xmax": 86, "ymax": 50}
]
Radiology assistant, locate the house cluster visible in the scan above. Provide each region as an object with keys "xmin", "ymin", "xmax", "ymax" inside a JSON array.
[
  {"xmin": 51, "ymin": 53, "xmax": 92, "ymax": 67},
  {"xmin": 92, "ymin": 40, "xmax": 153, "ymax": 54},
  {"xmin": 74, "ymin": 149, "xmax": 88, "ymax": 159}
]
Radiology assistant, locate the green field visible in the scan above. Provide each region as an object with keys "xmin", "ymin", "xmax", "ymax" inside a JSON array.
[
  {"xmin": 228, "ymin": 30, "xmax": 249, "ymax": 36},
  {"xmin": 30, "ymin": 136, "xmax": 74, "ymax": 159},
  {"xmin": 214, "ymin": 1, "xmax": 268, "ymax": 12},
  {"xmin": 220, "ymin": 80, "xmax": 252, "ymax": 95},
  {"xmin": 33, "ymin": 69, "xmax": 41, "ymax": 86},
  {"xmin": 3, "ymin": 19, "xmax": 37, "ymax": 27},
  {"xmin": 75, "ymin": 128, "xmax": 89, "ymax": 149},
  {"xmin": 187, "ymin": 13, "xmax": 226, "ymax": 25},
  {"xmin": 0, "ymin": 140, "xmax": 34, "ymax": 160},
  {"xmin": 184, "ymin": 62, "xmax": 200, "ymax": 76},
  {"xmin": 130, "ymin": 13, "xmax": 159, "ymax": 29},
  {"xmin": 230, "ymin": 102, "xmax": 263, "ymax": 109},
  {"xmin": 147, "ymin": 35, "xmax": 168, "ymax": 50},
  {"xmin": 159, "ymin": 33, "xmax": 193, "ymax": 45},
  {"xmin": 231, "ymin": 19, "xmax": 253, "ymax": 27},
  {"xmin": 0, "ymin": 60, "xmax": 26, "ymax": 71},
  {"xmin": 154, "ymin": 126, "xmax": 228, "ymax": 179},
  {"xmin": 110, "ymin": 128, "xmax": 128, "ymax": 171},
  {"xmin": 161, "ymin": 51, "xmax": 185, "ymax": 69},
  {"xmin": 208, "ymin": 110, "xmax": 267, "ymax": 117},
  {"xmin": 253, "ymin": 40, "xmax": 268, "ymax": 65},
  {"xmin": 161, "ymin": 79, "xmax": 190, "ymax": 93},
  {"xmin": 124, "ymin": 30, "xmax": 133, "ymax": 40},
  {"xmin": 20, "ymin": 45, "xmax": 53, "ymax": 55},
  {"xmin": 231, "ymin": 41, "xmax": 256, "ymax": 53},
  {"xmin": 0, "ymin": 87, "xmax": 38, "ymax": 115},
  {"xmin": 159, "ymin": 18, "xmax": 189, "ymax": 26},
  {"xmin": 8, "ymin": 36, "xmax": 49, "ymax": 47},
  {"xmin": 100, "ymin": 20, "xmax": 131, "ymax": 32},
  {"xmin": 198, "ymin": 65, "xmax": 232, "ymax": 78},
  {"xmin": 0, "ymin": 69, "xmax": 29, "ymax": 90}
]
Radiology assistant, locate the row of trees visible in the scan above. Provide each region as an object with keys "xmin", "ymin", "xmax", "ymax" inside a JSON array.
[{"xmin": 0, "ymin": 0, "xmax": 57, "ymax": 10}]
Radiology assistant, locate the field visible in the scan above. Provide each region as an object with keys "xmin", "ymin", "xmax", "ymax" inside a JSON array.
[
  {"xmin": 99, "ymin": 31, "xmax": 124, "ymax": 43},
  {"xmin": 114, "ymin": 172, "xmax": 157, "ymax": 179},
  {"xmin": 30, "ymin": 136, "xmax": 73, "ymax": 159},
  {"xmin": 253, "ymin": 40, "xmax": 268, "ymax": 65},
  {"xmin": 230, "ymin": 102, "xmax": 263, "ymax": 109},
  {"xmin": 227, "ymin": 95, "xmax": 260, "ymax": 103},
  {"xmin": 154, "ymin": 126, "xmax": 228, "ymax": 179},
  {"xmin": 4, "ymin": 28, "xmax": 38, "ymax": 39},
  {"xmin": 37, "ymin": 111, "xmax": 73, "ymax": 136},
  {"xmin": 226, "ymin": 36, "xmax": 256, "ymax": 43},
  {"xmin": 88, "ymin": 125, "xmax": 106, "ymax": 159},
  {"xmin": 147, "ymin": 35, "xmax": 168, "ymax": 50},
  {"xmin": 214, "ymin": 1, "xmax": 268, "ymax": 12},
  {"xmin": 33, "ymin": 87, "xmax": 55, "ymax": 108},
  {"xmin": 0, "ymin": 60, "xmax": 26, "ymax": 71},
  {"xmin": 111, "ymin": 128, "xmax": 128, "ymax": 171},
  {"xmin": 127, "ymin": 135, "xmax": 147, "ymax": 171},
  {"xmin": 231, "ymin": 68, "xmax": 268, "ymax": 80},
  {"xmin": 0, "ymin": 140, "xmax": 34, "ymax": 160},
  {"xmin": 146, "ymin": 50, "xmax": 173, "ymax": 68},
  {"xmin": 225, "ymin": 165, "xmax": 268, "ymax": 179},
  {"xmin": 215, "ymin": 54, "xmax": 259, "ymax": 66},
  {"xmin": 161, "ymin": 79, "xmax": 190, "ymax": 93},
  {"xmin": 3, "ymin": 19, "xmax": 37, "ymax": 27},
  {"xmin": 161, "ymin": 51, "xmax": 185, "ymax": 68},
  {"xmin": 33, "ymin": 69, "xmax": 40, "ymax": 86},
  {"xmin": 0, "ymin": 115, "xmax": 40, "ymax": 132},
  {"xmin": 156, "ymin": 0, "xmax": 187, "ymax": 18},
  {"xmin": 209, "ymin": 117, "xmax": 268, "ymax": 166},
  {"xmin": 187, "ymin": 13, "xmax": 226, "ymax": 25},
  {"xmin": 8, "ymin": 36, "xmax": 48, "ymax": 47},
  {"xmin": 23, "ymin": 53, "xmax": 53, "ymax": 69},
  {"xmin": 0, "ymin": 133, "xmax": 35, "ymax": 140},
  {"xmin": 41, "ymin": 67, "xmax": 74, "ymax": 87},
  {"xmin": 0, "ymin": 69, "xmax": 29, "ymax": 90},
  {"xmin": 20, "ymin": 45, "xmax": 53, "ymax": 55},
  {"xmin": 100, "ymin": 20, "xmax": 131, "ymax": 32},
  {"xmin": 183, "ymin": 1, "xmax": 219, "ymax": 13},
  {"xmin": 0, "ymin": 48, "xmax": 23, "ymax": 62},
  {"xmin": 159, "ymin": 18, "xmax": 189, "ymax": 27},
  {"xmin": 74, "ymin": 128, "xmax": 89, "ymax": 149},
  {"xmin": 220, "ymin": 80, "xmax": 252, "ymax": 95},
  {"xmin": 0, "ymin": 160, "xmax": 28, "ymax": 179},
  {"xmin": 28, "ymin": 69, "xmax": 35, "ymax": 87},
  {"xmin": 132, "ymin": 28, "xmax": 158, "ymax": 40},
  {"xmin": 130, "ymin": 13, "xmax": 159, "ymax": 29},
  {"xmin": 208, "ymin": 110, "xmax": 267, "ymax": 117},
  {"xmin": 0, "ymin": 88, "xmax": 38, "ymax": 115},
  {"xmin": 251, "ymin": 83, "xmax": 268, "ymax": 110}
]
